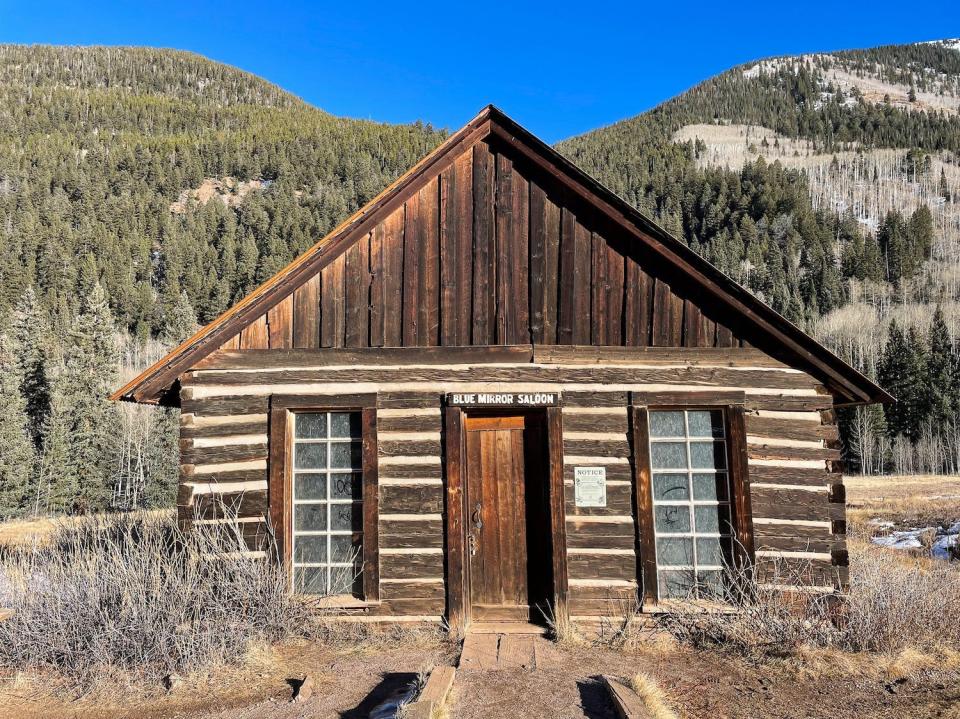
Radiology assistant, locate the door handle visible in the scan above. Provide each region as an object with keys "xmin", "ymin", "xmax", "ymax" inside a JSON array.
[{"xmin": 472, "ymin": 502, "xmax": 483, "ymax": 530}]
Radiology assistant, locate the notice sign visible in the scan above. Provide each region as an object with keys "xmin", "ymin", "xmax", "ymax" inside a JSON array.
[
  {"xmin": 447, "ymin": 392, "xmax": 560, "ymax": 408},
  {"xmin": 574, "ymin": 466, "xmax": 607, "ymax": 508}
]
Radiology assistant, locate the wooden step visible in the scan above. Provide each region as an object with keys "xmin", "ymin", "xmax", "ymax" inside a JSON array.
[{"xmin": 468, "ymin": 621, "xmax": 547, "ymax": 635}]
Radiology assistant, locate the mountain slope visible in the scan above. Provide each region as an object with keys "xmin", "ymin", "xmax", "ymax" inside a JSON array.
[{"xmin": 0, "ymin": 45, "xmax": 445, "ymax": 337}]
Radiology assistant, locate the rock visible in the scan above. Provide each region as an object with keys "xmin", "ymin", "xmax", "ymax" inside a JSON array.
[
  {"xmin": 163, "ymin": 673, "xmax": 183, "ymax": 692},
  {"xmin": 292, "ymin": 675, "xmax": 314, "ymax": 703}
]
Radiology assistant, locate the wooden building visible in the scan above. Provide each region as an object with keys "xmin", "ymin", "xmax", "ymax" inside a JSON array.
[{"xmin": 113, "ymin": 106, "xmax": 889, "ymax": 632}]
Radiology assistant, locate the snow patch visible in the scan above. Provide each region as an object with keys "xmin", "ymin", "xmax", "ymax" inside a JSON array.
[{"xmin": 871, "ymin": 522, "xmax": 960, "ymax": 560}]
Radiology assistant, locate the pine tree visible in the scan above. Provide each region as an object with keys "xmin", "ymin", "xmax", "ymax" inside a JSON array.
[
  {"xmin": 0, "ymin": 335, "xmax": 35, "ymax": 517},
  {"xmin": 11, "ymin": 287, "xmax": 51, "ymax": 450},
  {"xmin": 48, "ymin": 283, "xmax": 121, "ymax": 513},
  {"xmin": 145, "ymin": 291, "xmax": 198, "ymax": 509},
  {"xmin": 925, "ymin": 306, "xmax": 955, "ymax": 426},
  {"xmin": 878, "ymin": 320, "xmax": 928, "ymax": 442}
]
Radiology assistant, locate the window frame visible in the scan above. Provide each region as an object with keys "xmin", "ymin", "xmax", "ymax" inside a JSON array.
[
  {"xmin": 630, "ymin": 397, "xmax": 753, "ymax": 607},
  {"xmin": 268, "ymin": 394, "xmax": 379, "ymax": 603}
]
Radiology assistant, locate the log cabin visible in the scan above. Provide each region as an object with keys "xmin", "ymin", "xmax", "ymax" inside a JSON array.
[{"xmin": 112, "ymin": 105, "xmax": 890, "ymax": 632}]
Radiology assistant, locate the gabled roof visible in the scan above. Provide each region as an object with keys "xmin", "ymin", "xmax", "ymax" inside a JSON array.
[{"xmin": 112, "ymin": 105, "xmax": 891, "ymax": 406}]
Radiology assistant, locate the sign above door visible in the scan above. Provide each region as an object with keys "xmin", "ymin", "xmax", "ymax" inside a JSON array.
[{"xmin": 447, "ymin": 392, "xmax": 561, "ymax": 408}]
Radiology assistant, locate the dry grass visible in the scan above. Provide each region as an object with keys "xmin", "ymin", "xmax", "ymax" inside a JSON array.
[
  {"xmin": 0, "ymin": 511, "xmax": 312, "ymax": 686},
  {"xmin": 845, "ymin": 474, "xmax": 960, "ymax": 535},
  {"xmin": 658, "ymin": 540, "xmax": 960, "ymax": 666},
  {"xmin": 629, "ymin": 672, "xmax": 679, "ymax": 719}
]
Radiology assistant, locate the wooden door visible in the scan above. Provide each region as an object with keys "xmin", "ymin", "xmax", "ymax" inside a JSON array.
[{"xmin": 464, "ymin": 414, "xmax": 535, "ymax": 621}]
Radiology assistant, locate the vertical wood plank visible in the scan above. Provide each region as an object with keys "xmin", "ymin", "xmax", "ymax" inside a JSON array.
[
  {"xmin": 440, "ymin": 167, "xmax": 458, "ymax": 346},
  {"xmin": 607, "ymin": 244, "xmax": 624, "ymax": 346},
  {"xmin": 701, "ymin": 313, "xmax": 717, "ymax": 348},
  {"xmin": 495, "ymin": 151, "xmax": 513, "ymax": 344},
  {"xmin": 383, "ymin": 207, "xmax": 405, "ymax": 347},
  {"xmin": 683, "ymin": 299, "xmax": 701, "ymax": 348},
  {"xmin": 361, "ymin": 407, "xmax": 380, "ymax": 601},
  {"xmin": 717, "ymin": 322, "xmax": 735, "ymax": 348},
  {"xmin": 239, "ymin": 314, "xmax": 269, "ymax": 349},
  {"xmin": 557, "ymin": 206, "xmax": 576, "ymax": 344},
  {"xmin": 267, "ymin": 295, "xmax": 293, "ymax": 349},
  {"xmin": 529, "ymin": 181, "xmax": 546, "ymax": 344},
  {"xmin": 320, "ymin": 253, "xmax": 345, "ymax": 348},
  {"xmin": 292, "ymin": 275, "xmax": 319, "ymax": 348},
  {"xmin": 472, "ymin": 141, "xmax": 495, "ymax": 345},
  {"xmin": 669, "ymin": 292, "xmax": 683, "ymax": 346},
  {"xmin": 546, "ymin": 407, "xmax": 569, "ymax": 615},
  {"xmin": 418, "ymin": 178, "xmax": 440, "ymax": 347},
  {"xmin": 652, "ymin": 278, "xmax": 672, "ymax": 346},
  {"xmin": 511, "ymin": 166, "xmax": 530, "ymax": 344},
  {"xmin": 220, "ymin": 333, "xmax": 240, "ymax": 351},
  {"xmin": 403, "ymin": 193, "xmax": 421, "ymax": 345},
  {"xmin": 726, "ymin": 405, "xmax": 755, "ymax": 569},
  {"xmin": 638, "ymin": 267, "xmax": 652, "ymax": 347},
  {"xmin": 591, "ymin": 233, "xmax": 608, "ymax": 345},
  {"xmin": 344, "ymin": 235, "xmax": 370, "ymax": 348},
  {"xmin": 268, "ymin": 405, "xmax": 291, "ymax": 578},
  {"xmin": 455, "ymin": 148, "xmax": 474, "ymax": 346},
  {"xmin": 630, "ymin": 405, "xmax": 656, "ymax": 604},
  {"xmin": 543, "ymin": 194, "xmax": 560, "ymax": 345},
  {"xmin": 624, "ymin": 259, "xmax": 641, "ymax": 347},
  {"xmin": 369, "ymin": 222, "xmax": 385, "ymax": 347},
  {"xmin": 572, "ymin": 220, "xmax": 592, "ymax": 344},
  {"xmin": 444, "ymin": 406, "xmax": 466, "ymax": 632}
]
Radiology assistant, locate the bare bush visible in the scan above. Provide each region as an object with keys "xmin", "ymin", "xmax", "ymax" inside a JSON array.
[
  {"xmin": 657, "ymin": 544, "xmax": 960, "ymax": 659},
  {"xmin": 0, "ymin": 511, "xmax": 312, "ymax": 685}
]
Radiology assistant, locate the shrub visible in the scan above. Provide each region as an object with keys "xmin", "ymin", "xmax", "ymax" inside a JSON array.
[
  {"xmin": 0, "ymin": 511, "xmax": 311, "ymax": 684},
  {"xmin": 657, "ymin": 543, "xmax": 960, "ymax": 658}
]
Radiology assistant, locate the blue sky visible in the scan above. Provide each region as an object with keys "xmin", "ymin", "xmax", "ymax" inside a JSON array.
[{"xmin": 1, "ymin": 1, "xmax": 957, "ymax": 142}]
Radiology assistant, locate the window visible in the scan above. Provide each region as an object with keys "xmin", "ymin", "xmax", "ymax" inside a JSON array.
[
  {"xmin": 291, "ymin": 411, "xmax": 364, "ymax": 596},
  {"xmin": 647, "ymin": 409, "xmax": 733, "ymax": 600}
]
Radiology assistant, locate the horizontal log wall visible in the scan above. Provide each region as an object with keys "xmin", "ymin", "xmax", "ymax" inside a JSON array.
[{"xmin": 178, "ymin": 348, "xmax": 846, "ymax": 618}]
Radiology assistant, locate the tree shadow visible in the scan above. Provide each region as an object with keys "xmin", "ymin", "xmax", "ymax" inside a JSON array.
[
  {"xmin": 577, "ymin": 675, "xmax": 617, "ymax": 719},
  {"xmin": 341, "ymin": 671, "xmax": 419, "ymax": 719}
]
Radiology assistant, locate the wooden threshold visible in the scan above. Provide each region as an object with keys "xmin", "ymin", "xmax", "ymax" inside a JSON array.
[{"xmin": 467, "ymin": 621, "xmax": 548, "ymax": 635}]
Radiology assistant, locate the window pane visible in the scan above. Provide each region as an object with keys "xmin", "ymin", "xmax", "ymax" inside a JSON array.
[
  {"xmin": 330, "ymin": 503, "xmax": 362, "ymax": 532},
  {"xmin": 694, "ymin": 506, "xmax": 731, "ymax": 534},
  {"xmin": 295, "ymin": 504, "xmax": 327, "ymax": 531},
  {"xmin": 652, "ymin": 473, "xmax": 689, "ymax": 502},
  {"xmin": 330, "ymin": 534, "xmax": 361, "ymax": 563},
  {"xmin": 295, "ymin": 443, "xmax": 327, "ymax": 470},
  {"xmin": 294, "ymin": 536, "xmax": 327, "ymax": 564},
  {"xmin": 329, "ymin": 562, "xmax": 361, "ymax": 595},
  {"xmin": 687, "ymin": 410, "xmax": 724, "ymax": 438},
  {"xmin": 295, "ymin": 473, "xmax": 327, "ymax": 500},
  {"xmin": 655, "ymin": 505, "xmax": 691, "ymax": 533},
  {"xmin": 330, "ymin": 412, "xmax": 361, "ymax": 438},
  {"xmin": 651, "ymin": 442, "xmax": 687, "ymax": 469},
  {"xmin": 650, "ymin": 411, "xmax": 685, "ymax": 438},
  {"xmin": 295, "ymin": 567, "xmax": 328, "ymax": 595},
  {"xmin": 329, "ymin": 473, "xmax": 362, "ymax": 500},
  {"xmin": 295, "ymin": 413, "xmax": 327, "ymax": 439},
  {"xmin": 689, "ymin": 441, "xmax": 726, "ymax": 469},
  {"xmin": 697, "ymin": 570, "xmax": 725, "ymax": 597},
  {"xmin": 692, "ymin": 472, "xmax": 728, "ymax": 501},
  {"xmin": 696, "ymin": 537, "xmax": 728, "ymax": 567},
  {"xmin": 330, "ymin": 442, "xmax": 362, "ymax": 470},
  {"xmin": 656, "ymin": 537, "xmax": 693, "ymax": 566},
  {"xmin": 659, "ymin": 570, "xmax": 696, "ymax": 599}
]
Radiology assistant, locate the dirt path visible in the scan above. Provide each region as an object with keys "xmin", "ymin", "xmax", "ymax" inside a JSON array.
[{"xmin": 4, "ymin": 638, "xmax": 960, "ymax": 719}]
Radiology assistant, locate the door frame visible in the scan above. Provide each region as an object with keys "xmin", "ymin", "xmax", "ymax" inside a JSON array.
[{"xmin": 443, "ymin": 403, "xmax": 568, "ymax": 634}]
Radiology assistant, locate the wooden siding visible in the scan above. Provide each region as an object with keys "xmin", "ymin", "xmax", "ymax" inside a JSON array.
[
  {"xmin": 226, "ymin": 137, "xmax": 745, "ymax": 352},
  {"xmin": 177, "ymin": 347, "xmax": 847, "ymax": 617}
]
